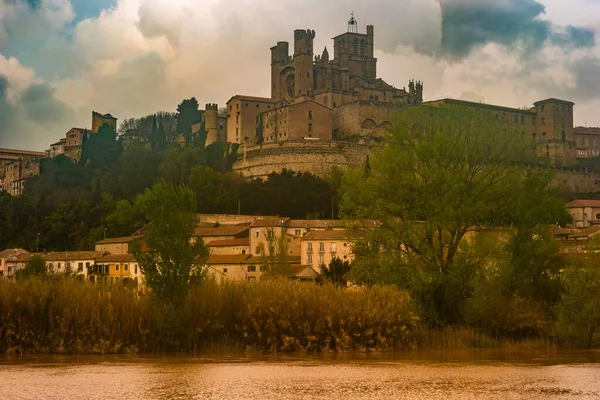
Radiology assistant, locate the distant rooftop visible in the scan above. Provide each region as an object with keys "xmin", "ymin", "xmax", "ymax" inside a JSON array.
[{"xmin": 424, "ymin": 98, "xmax": 536, "ymax": 115}]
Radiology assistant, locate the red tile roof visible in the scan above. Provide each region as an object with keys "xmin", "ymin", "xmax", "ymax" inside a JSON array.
[
  {"xmin": 194, "ymin": 226, "xmax": 249, "ymax": 237},
  {"xmin": 96, "ymin": 236, "xmax": 140, "ymax": 245},
  {"xmin": 44, "ymin": 252, "xmax": 104, "ymax": 261},
  {"xmin": 207, "ymin": 254, "xmax": 252, "ymax": 264},
  {"xmin": 565, "ymin": 200, "xmax": 600, "ymax": 208},
  {"xmin": 250, "ymin": 217, "xmax": 290, "ymax": 227},
  {"xmin": 301, "ymin": 229, "xmax": 351, "ymax": 240},
  {"xmin": 0, "ymin": 248, "xmax": 27, "ymax": 259},
  {"xmin": 208, "ymin": 238, "xmax": 250, "ymax": 247},
  {"xmin": 96, "ymin": 253, "xmax": 137, "ymax": 263}
]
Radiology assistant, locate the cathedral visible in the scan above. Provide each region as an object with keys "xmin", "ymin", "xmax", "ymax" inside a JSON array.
[{"xmin": 202, "ymin": 16, "xmax": 422, "ymax": 147}]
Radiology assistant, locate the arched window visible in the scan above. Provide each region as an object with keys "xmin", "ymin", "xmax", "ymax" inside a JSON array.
[
  {"xmin": 353, "ymin": 39, "xmax": 358, "ymax": 54},
  {"xmin": 360, "ymin": 40, "xmax": 365, "ymax": 55},
  {"xmin": 561, "ymin": 131, "xmax": 566, "ymax": 143},
  {"xmin": 361, "ymin": 119, "xmax": 377, "ymax": 129}
]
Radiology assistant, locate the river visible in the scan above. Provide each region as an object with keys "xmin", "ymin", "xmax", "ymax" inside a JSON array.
[{"xmin": 1, "ymin": 350, "xmax": 599, "ymax": 399}]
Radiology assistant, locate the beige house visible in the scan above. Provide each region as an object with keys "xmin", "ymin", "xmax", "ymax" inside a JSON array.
[
  {"xmin": 93, "ymin": 253, "xmax": 142, "ymax": 285},
  {"xmin": 193, "ymin": 225, "xmax": 250, "ymax": 245},
  {"xmin": 565, "ymin": 200, "xmax": 600, "ymax": 228},
  {"xmin": 249, "ymin": 218, "xmax": 291, "ymax": 258},
  {"xmin": 0, "ymin": 248, "xmax": 28, "ymax": 278},
  {"xmin": 207, "ymin": 238, "xmax": 250, "ymax": 255},
  {"xmin": 206, "ymin": 254, "xmax": 254, "ymax": 282},
  {"xmin": 44, "ymin": 251, "xmax": 104, "ymax": 278},
  {"xmin": 301, "ymin": 229, "xmax": 354, "ymax": 273},
  {"xmin": 5, "ymin": 252, "xmax": 44, "ymax": 279},
  {"xmin": 95, "ymin": 236, "xmax": 140, "ymax": 255}
]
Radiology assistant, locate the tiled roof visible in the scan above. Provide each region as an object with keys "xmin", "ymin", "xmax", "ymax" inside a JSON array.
[
  {"xmin": 287, "ymin": 219, "xmax": 347, "ymax": 229},
  {"xmin": 565, "ymin": 199, "xmax": 600, "ymax": 208},
  {"xmin": 95, "ymin": 236, "xmax": 140, "ymax": 245},
  {"xmin": 302, "ymin": 229, "xmax": 351, "ymax": 241},
  {"xmin": 207, "ymin": 254, "xmax": 252, "ymax": 264},
  {"xmin": 570, "ymin": 225, "xmax": 600, "ymax": 238},
  {"xmin": 574, "ymin": 126, "xmax": 600, "ymax": 135},
  {"xmin": 194, "ymin": 226, "xmax": 249, "ymax": 237},
  {"xmin": 208, "ymin": 238, "xmax": 250, "ymax": 247},
  {"xmin": 241, "ymin": 255, "xmax": 301, "ymax": 264},
  {"xmin": 290, "ymin": 265, "xmax": 318, "ymax": 277},
  {"xmin": 44, "ymin": 251, "xmax": 104, "ymax": 261},
  {"xmin": 250, "ymin": 217, "xmax": 290, "ymax": 227},
  {"xmin": 228, "ymin": 95, "xmax": 278, "ymax": 103},
  {"xmin": 96, "ymin": 253, "xmax": 137, "ymax": 263},
  {"xmin": 0, "ymin": 248, "xmax": 27, "ymax": 259},
  {"xmin": 10, "ymin": 252, "xmax": 45, "ymax": 262}
]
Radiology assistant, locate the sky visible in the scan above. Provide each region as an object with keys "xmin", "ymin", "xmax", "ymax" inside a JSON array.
[{"xmin": 1, "ymin": 0, "xmax": 600, "ymax": 150}]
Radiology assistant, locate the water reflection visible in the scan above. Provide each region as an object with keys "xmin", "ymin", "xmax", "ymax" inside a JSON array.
[{"xmin": 1, "ymin": 350, "xmax": 599, "ymax": 399}]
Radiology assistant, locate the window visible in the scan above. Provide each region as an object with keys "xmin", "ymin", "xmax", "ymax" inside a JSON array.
[
  {"xmin": 267, "ymin": 230, "xmax": 274, "ymax": 239},
  {"xmin": 533, "ymin": 117, "xmax": 537, "ymax": 125},
  {"xmin": 319, "ymin": 254, "xmax": 324, "ymax": 265},
  {"xmin": 343, "ymin": 243, "xmax": 347, "ymax": 247},
  {"xmin": 116, "ymin": 264, "xmax": 119, "ymax": 271},
  {"xmin": 521, "ymin": 116, "xmax": 525, "ymax": 124},
  {"xmin": 223, "ymin": 268, "xmax": 228, "ymax": 273},
  {"xmin": 514, "ymin": 115, "xmax": 518, "ymax": 123},
  {"xmin": 247, "ymin": 265, "xmax": 256, "ymax": 272},
  {"xmin": 360, "ymin": 39, "xmax": 365, "ymax": 55},
  {"xmin": 58, "ymin": 263, "xmax": 61, "ymax": 269},
  {"xmin": 86, "ymin": 262, "xmax": 90, "ymax": 269},
  {"xmin": 495, "ymin": 113, "xmax": 499, "ymax": 120},
  {"xmin": 295, "ymin": 229, "xmax": 301, "ymax": 236},
  {"xmin": 242, "ymin": 249, "xmax": 246, "ymax": 254},
  {"xmin": 331, "ymin": 242, "xmax": 337, "ymax": 252},
  {"xmin": 307, "ymin": 243, "xmax": 313, "ymax": 253},
  {"xmin": 561, "ymin": 132, "xmax": 566, "ymax": 143},
  {"xmin": 353, "ymin": 38, "xmax": 358, "ymax": 54},
  {"xmin": 307, "ymin": 255, "xmax": 313, "ymax": 264},
  {"xmin": 541, "ymin": 105, "xmax": 545, "ymax": 112},
  {"xmin": 308, "ymin": 111, "xmax": 313, "ymax": 119},
  {"xmin": 256, "ymin": 231, "xmax": 259, "ymax": 237},
  {"xmin": 256, "ymin": 246, "xmax": 261, "ymax": 254},
  {"xmin": 135, "ymin": 265, "xmax": 138, "ymax": 274},
  {"xmin": 124, "ymin": 264, "xmax": 129, "ymax": 271},
  {"xmin": 319, "ymin": 242, "xmax": 325, "ymax": 252},
  {"xmin": 307, "ymin": 73, "xmax": 310, "ymax": 78},
  {"xmin": 256, "ymin": 104, "xmax": 259, "ymax": 108},
  {"xmin": 78, "ymin": 262, "xmax": 83, "ymax": 272},
  {"xmin": 541, "ymin": 118, "xmax": 546, "ymax": 125}
]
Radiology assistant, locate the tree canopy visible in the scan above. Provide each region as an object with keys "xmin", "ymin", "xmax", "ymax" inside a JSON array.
[{"xmin": 340, "ymin": 105, "xmax": 571, "ymax": 325}]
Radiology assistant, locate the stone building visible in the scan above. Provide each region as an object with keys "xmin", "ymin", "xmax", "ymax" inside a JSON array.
[
  {"xmin": 573, "ymin": 126, "xmax": 600, "ymax": 159},
  {"xmin": 0, "ymin": 148, "xmax": 46, "ymax": 195},
  {"xmin": 92, "ymin": 111, "xmax": 118, "ymax": 132},
  {"xmin": 225, "ymin": 16, "xmax": 422, "ymax": 146},
  {"xmin": 424, "ymin": 98, "xmax": 576, "ymax": 166}
]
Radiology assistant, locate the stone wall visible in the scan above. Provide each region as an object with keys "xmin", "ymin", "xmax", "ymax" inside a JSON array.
[
  {"xmin": 233, "ymin": 140, "xmax": 372, "ymax": 178},
  {"xmin": 552, "ymin": 169, "xmax": 600, "ymax": 193}
]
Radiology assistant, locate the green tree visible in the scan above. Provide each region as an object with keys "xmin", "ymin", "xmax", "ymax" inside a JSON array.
[
  {"xmin": 176, "ymin": 97, "xmax": 202, "ymax": 144},
  {"xmin": 321, "ymin": 257, "xmax": 351, "ymax": 287},
  {"xmin": 557, "ymin": 252, "xmax": 600, "ymax": 348},
  {"xmin": 340, "ymin": 105, "xmax": 565, "ymax": 326},
  {"xmin": 132, "ymin": 181, "xmax": 208, "ymax": 301},
  {"xmin": 16, "ymin": 255, "xmax": 47, "ymax": 279},
  {"xmin": 258, "ymin": 226, "xmax": 291, "ymax": 277}
]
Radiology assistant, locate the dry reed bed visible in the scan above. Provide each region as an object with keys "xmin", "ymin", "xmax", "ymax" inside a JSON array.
[{"xmin": 0, "ymin": 278, "xmax": 420, "ymax": 354}]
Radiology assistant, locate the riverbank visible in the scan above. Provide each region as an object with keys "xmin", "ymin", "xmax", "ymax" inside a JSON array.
[{"xmin": 0, "ymin": 278, "xmax": 584, "ymax": 354}]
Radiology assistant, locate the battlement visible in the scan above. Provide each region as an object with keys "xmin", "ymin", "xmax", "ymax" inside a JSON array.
[
  {"xmin": 294, "ymin": 29, "xmax": 315, "ymax": 39},
  {"xmin": 205, "ymin": 103, "xmax": 218, "ymax": 111}
]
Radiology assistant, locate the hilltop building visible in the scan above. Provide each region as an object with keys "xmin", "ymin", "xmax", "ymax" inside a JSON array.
[
  {"xmin": 573, "ymin": 126, "xmax": 600, "ymax": 159},
  {"xmin": 0, "ymin": 148, "xmax": 46, "ymax": 195},
  {"xmin": 92, "ymin": 111, "xmax": 118, "ymax": 132}
]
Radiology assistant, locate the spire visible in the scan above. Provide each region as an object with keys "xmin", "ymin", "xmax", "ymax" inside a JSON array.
[
  {"xmin": 322, "ymin": 46, "xmax": 329, "ymax": 63},
  {"xmin": 348, "ymin": 11, "xmax": 358, "ymax": 33}
]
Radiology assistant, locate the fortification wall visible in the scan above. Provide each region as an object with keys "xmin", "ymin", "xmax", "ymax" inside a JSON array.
[
  {"xmin": 233, "ymin": 140, "xmax": 600, "ymax": 193},
  {"xmin": 552, "ymin": 169, "xmax": 600, "ymax": 193},
  {"xmin": 232, "ymin": 140, "xmax": 372, "ymax": 178}
]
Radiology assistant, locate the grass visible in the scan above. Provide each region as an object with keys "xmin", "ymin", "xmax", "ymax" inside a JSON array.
[{"xmin": 0, "ymin": 277, "xmax": 565, "ymax": 354}]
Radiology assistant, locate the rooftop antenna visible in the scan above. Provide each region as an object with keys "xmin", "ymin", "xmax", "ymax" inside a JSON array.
[{"xmin": 348, "ymin": 11, "xmax": 358, "ymax": 33}]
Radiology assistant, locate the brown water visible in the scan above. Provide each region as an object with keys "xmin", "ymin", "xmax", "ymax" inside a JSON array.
[{"xmin": 1, "ymin": 351, "xmax": 600, "ymax": 399}]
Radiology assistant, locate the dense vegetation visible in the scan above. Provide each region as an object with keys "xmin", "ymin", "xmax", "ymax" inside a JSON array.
[{"xmin": 0, "ymin": 99, "xmax": 340, "ymax": 252}]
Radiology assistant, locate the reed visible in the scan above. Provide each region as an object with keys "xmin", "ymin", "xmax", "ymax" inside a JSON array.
[{"xmin": 0, "ymin": 277, "xmax": 563, "ymax": 354}]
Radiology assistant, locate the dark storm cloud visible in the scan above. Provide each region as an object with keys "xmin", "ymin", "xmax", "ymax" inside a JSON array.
[
  {"xmin": 0, "ymin": 75, "xmax": 75, "ymax": 149},
  {"xmin": 440, "ymin": 0, "xmax": 595, "ymax": 60}
]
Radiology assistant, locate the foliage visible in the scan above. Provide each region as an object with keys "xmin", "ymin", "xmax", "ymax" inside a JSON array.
[
  {"xmin": 556, "ymin": 253, "xmax": 600, "ymax": 348},
  {"xmin": 258, "ymin": 227, "xmax": 291, "ymax": 277},
  {"xmin": 16, "ymin": 256, "xmax": 48, "ymax": 280},
  {"xmin": 176, "ymin": 97, "xmax": 202, "ymax": 144},
  {"xmin": 340, "ymin": 105, "xmax": 568, "ymax": 326},
  {"xmin": 321, "ymin": 257, "xmax": 351, "ymax": 287},
  {"xmin": 0, "ymin": 277, "xmax": 418, "ymax": 353},
  {"xmin": 132, "ymin": 181, "xmax": 209, "ymax": 302},
  {"xmin": 119, "ymin": 111, "xmax": 178, "ymax": 143}
]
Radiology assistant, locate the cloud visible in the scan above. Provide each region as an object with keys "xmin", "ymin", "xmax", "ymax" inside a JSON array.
[
  {"xmin": 0, "ymin": 73, "xmax": 79, "ymax": 150},
  {"xmin": 439, "ymin": 0, "xmax": 595, "ymax": 60}
]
